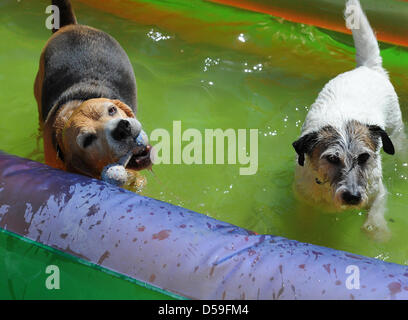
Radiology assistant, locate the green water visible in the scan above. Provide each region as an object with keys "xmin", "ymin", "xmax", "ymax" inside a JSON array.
[{"xmin": 1, "ymin": 0, "xmax": 408, "ymax": 272}]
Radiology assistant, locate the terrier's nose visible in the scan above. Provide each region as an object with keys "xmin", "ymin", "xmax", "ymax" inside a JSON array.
[
  {"xmin": 112, "ymin": 119, "xmax": 131, "ymax": 141},
  {"xmin": 342, "ymin": 190, "xmax": 362, "ymax": 205}
]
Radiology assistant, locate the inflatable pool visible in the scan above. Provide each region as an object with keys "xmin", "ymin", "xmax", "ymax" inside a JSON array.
[{"xmin": 1, "ymin": 0, "xmax": 408, "ymax": 299}]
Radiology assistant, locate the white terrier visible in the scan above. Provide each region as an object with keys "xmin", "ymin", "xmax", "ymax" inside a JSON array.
[{"xmin": 293, "ymin": 0, "xmax": 405, "ymax": 241}]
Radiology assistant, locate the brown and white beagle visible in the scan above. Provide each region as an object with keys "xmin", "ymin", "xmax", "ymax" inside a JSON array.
[{"xmin": 34, "ymin": 0, "xmax": 151, "ymax": 179}]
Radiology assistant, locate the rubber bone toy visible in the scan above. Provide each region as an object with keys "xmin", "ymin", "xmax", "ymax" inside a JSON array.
[{"xmin": 101, "ymin": 130, "xmax": 149, "ymax": 186}]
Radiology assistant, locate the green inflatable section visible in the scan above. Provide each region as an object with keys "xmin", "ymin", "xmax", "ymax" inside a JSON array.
[{"xmin": 0, "ymin": 229, "xmax": 179, "ymax": 299}]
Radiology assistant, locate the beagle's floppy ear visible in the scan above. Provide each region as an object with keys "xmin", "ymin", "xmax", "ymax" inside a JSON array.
[
  {"xmin": 367, "ymin": 125, "xmax": 395, "ymax": 155},
  {"xmin": 112, "ymin": 100, "xmax": 136, "ymax": 118},
  {"xmin": 292, "ymin": 132, "xmax": 318, "ymax": 166}
]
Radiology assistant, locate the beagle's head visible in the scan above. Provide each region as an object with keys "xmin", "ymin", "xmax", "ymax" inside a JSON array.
[{"xmin": 54, "ymin": 98, "xmax": 152, "ymax": 178}]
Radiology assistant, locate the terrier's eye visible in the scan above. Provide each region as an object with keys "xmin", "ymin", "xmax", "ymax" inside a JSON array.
[
  {"xmin": 83, "ymin": 134, "xmax": 97, "ymax": 148},
  {"xmin": 358, "ymin": 153, "xmax": 370, "ymax": 165},
  {"xmin": 108, "ymin": 106, "xmax": 117, "ymax": 116},
  {"xmin": 326, "ymin": 155, "xmax": 340, "ymax": 165}
]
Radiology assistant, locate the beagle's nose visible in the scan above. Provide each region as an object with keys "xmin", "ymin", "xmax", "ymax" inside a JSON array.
[
  {"xmin": 112, "ymin": 119, "xmax": 132, "ymax": 141},
  {"xmin": 342, "ymin": 190, "xmax": 362, "ymax": 205}
]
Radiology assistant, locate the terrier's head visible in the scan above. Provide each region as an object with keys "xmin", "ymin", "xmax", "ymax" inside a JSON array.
[{"xmin": 293, "ymin": 120, "xmax": 394, "ymax": 209}]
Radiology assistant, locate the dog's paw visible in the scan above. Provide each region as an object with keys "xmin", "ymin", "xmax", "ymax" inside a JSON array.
[{"xmin": 362, "ymin": 220, "xmax": 391, "ymax": 242}]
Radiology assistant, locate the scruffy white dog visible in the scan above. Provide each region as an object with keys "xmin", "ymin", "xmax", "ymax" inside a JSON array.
[{"xmin": 293, "ymin": 0, "xmax": 405, "ymax": 241}]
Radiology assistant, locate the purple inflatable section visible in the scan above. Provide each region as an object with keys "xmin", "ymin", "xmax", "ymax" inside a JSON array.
[{"xmin": 0, "ymin": 152, "xmax": 407, "ymax": 299}]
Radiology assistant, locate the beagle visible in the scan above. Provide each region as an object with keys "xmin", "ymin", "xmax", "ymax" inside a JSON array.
[{"xmin": 34, "ymin": 0, "xmax": 152, "ymax": 179}]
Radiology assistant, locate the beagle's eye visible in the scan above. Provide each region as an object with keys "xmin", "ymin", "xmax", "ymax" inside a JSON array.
[
  {"xmin": 108, "ymin": 106, "xmax": 117, "ymax": 116},
  {"xmin": 358, "ymin": 153, "xmax": 370, "ymax": 165},
  {"xmin": 83, "ymin": 134, "xmax": 97, "ymax": 148},
  {"xmin": 326, "ymin": 155, "xmax": 340, "ymax": 165}
]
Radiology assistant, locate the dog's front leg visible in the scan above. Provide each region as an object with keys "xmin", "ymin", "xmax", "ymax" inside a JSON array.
[{"xmin": 362, "ymin": 181, "xmax": 391, "ymax": 242}]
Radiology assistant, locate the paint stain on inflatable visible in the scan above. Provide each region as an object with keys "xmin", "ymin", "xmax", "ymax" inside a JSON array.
[
  {"xmin": 149, "ymin": 274, "xmax": 156, "ymax": 282},
  {"xmin": 323, "ymin": 263, "xmax": 331, "ymax": 274},
  {"xmin": 388, "ymin": 282, "xmax": 401, "ymax": 297},
  {"xmin": 345, "ymin": 253, "xmax": 363, "ymax": 260},
  {"xmin": 291, "ymin": 284, "xmax": 296, "ymax": 296},
  {"xmin": 209, "ymin": 265, "xmax": 216, "ymax": 276},
  {"xmin": 97, "ymin": 250, "xmax": 110, "ymax": 265},
  {"xmin": 312, "ymin": 251, "xmax": 323, "ymax": 261},
  {"xmin": 87, "ymin": 204, "xmax": 99, "ymax": 216},
  {"xmin": 277, "ymin": 286, "xmax": 284, "ymax": 299},
  {"xmin": 152, "ymin": 229, "xmax": 171, "ymax": 240},
  {"xmin": 298, "ymin": 264, "xmax": 305, "ymax": 270},
  {"xmin": 138, "ymin": 226, "xmax": 145, "ymax": 232}
]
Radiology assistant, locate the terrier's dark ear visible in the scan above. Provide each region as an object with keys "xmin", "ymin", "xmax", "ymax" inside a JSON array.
[
  {"xmin": 292, "ymin": 132, "xmax": 318, "ymax": 166},
  {"xmin": 367, "ymin": 125, "xmax": 395, "ymax": 155}
]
